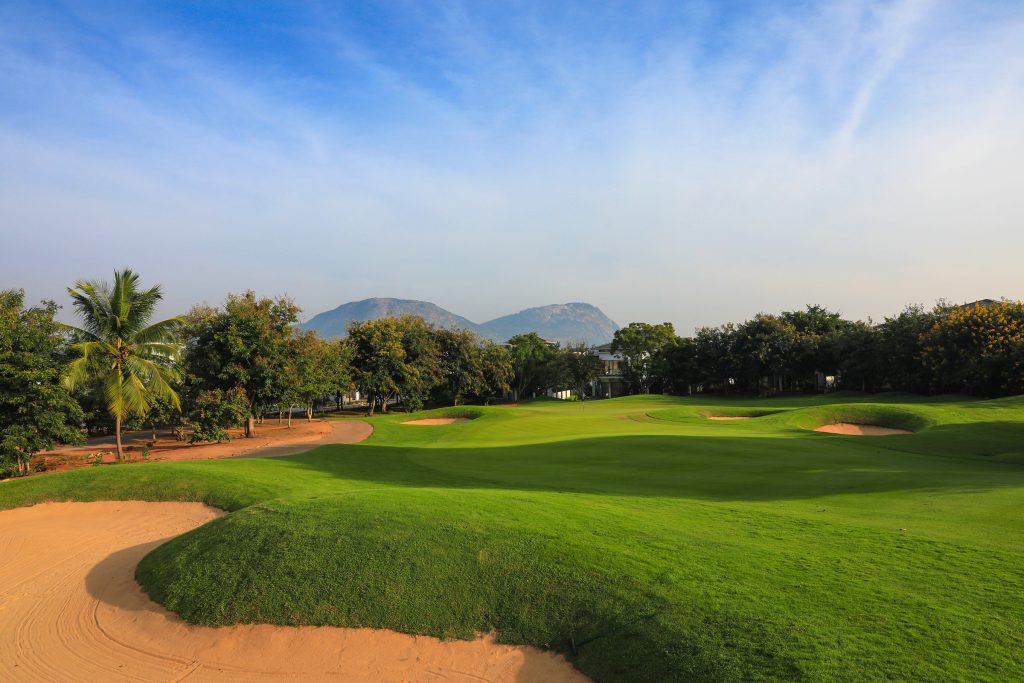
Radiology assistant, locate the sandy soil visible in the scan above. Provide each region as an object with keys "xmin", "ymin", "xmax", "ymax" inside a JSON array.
[
  {"xmin": 814, "ymin": 423, "xmax": 912, "ymax": 436},
  {"xmin": 32, "ymin": 420, "xmax": 373, "ymax": 475},
  {"xmin": 402, "ymin": 418, "xmax": 470, "ymax": 425},
  {"xmin": 0, "ymin": 501, "xmax": 588, "ymax": 682},
  {"xmin": 706, "ymin": 416, "xmax": 751, "ymax": 421}
]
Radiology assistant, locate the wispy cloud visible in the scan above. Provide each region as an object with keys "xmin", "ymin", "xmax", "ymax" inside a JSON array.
[{"xmin": 0, "ymin": 1, "xmax": 1021, "ymax": 329}]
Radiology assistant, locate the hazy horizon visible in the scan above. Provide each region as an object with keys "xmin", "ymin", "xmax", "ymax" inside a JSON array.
[{"xmin": 2, "ymin": 1, "xmax": 1022, "ymax": 333}]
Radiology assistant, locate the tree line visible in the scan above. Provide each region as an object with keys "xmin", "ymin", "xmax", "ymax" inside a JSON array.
[
  {"xmin": 610, "ymin": 302, "xmax": 1024, "ymax": 399},
  {"xmin": 0, "ymin": 270, "xmax": 604, "ymax": 477},
  {"xmin": 3, "ymin": 270, "xmax": 1021, "ymax": 478}
]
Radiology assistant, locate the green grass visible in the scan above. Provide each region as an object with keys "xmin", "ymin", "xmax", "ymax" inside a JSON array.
[{"xmin": 3, "ymin": 393, "xmax": 1024, "ymax": 681}]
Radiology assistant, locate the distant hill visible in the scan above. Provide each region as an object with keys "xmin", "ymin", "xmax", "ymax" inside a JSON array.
[
  {"xmin": 301, "ymin": 298, "xmax": 483, "ymax": 338},
  {"xmin": 479, "ymin": 303, "xmax": 619, "ymax": 345},
  {"xmin": 301, "ymin": 298, "xmax": 618, "ymax": 345}
]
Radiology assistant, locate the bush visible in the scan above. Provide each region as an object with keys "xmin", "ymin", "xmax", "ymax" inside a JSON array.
[
  {"xmin": 0, "ymin": 456, "xmax": 17, "ymax": 480},
  {"xmin": 188, "ymin": 388, "xmax": 248, "ymax": 443}
]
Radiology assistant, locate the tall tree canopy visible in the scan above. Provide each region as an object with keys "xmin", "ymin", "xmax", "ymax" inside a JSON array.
[
  {"xmin": 0, "ymin": 290, "xmax": 83, "ymax": 476},
  {"xmin": 347, "ymin": 317, "xmax": 406, "ymax": 415},
  {"xmin": 184, "ymin": 292, "xmax": 300, "ymax": 436},
  {"xmin": 64, "ymin": 270, "xmax": 181, "ymax": 461},
  {"xmin": 611, "ymin": 322, "xmax": 677, "ymax": 394},
  {"xmin": 560, "ymin": 342, "xmax": 603, "ymax": 400},
  {"xmin": 507, "ymin": 333, "xmax": 559, "ymax": 401}
]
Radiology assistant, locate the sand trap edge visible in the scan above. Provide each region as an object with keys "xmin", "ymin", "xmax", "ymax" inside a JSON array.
[{"xmin": 813, "ymin": 423, "xmax": 912, "ymax": 436}]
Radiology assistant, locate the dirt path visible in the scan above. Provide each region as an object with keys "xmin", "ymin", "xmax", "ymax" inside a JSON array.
[
  {"xmin": 0, "ymin": 501, "xmax": 588, "ymax": 682},
  {"xmin": 232, "ymin": 420, "xmax": 374, "ymax": 458},
  {"xmin": 32, "ymin": 420, "xmax": 374, "ymax": 475}
]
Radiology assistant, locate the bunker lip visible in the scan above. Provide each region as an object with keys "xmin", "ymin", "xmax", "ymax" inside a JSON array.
[
  {"xmin": 402, "ymin": 417, "xmax": 471, "ymax": 425},
  {"xmin": 706, "ymin": 416, "xmax": 752, "ymax": 421},
  {"xmin": 0, "ymin": 501, "xmax": 589, "ymax": 682},
  {"xmin": 814, "ymin": 423, "xmax": 912, "ymax": 436}
]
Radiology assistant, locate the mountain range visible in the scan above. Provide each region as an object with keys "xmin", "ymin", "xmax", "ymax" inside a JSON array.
[{"xmin": 301, "ymin": 298, "xmax": 619, "ymax": 345}]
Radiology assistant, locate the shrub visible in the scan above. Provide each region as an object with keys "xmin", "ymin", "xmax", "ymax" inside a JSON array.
[{"xmin": 188, "ymin": 388, "xmax": 248, "ymax": 443}]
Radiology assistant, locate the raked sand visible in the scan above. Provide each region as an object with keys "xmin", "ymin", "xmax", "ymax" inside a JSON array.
[{"xmin": 0, "ymin": 501, "xmax": 588, "ymax": 682}]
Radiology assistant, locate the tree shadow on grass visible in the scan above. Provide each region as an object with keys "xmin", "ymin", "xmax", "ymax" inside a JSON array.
[{"xmin": 277, "ymin": 424, "xmax": 1024, "ymax": 503}]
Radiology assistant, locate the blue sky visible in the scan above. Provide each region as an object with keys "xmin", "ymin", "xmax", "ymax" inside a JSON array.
[{"xmin": 1, "ymin": 1, "xmax": 1022, "ymax": 330}]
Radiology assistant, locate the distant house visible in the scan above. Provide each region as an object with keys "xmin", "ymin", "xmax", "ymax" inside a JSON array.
[
  {"xmin": 589, "ymin": 343, "xmax": 628, "ymax": 398},
  {"xmin": 959, "ymin": 299, "xmax": 998, "ymax": 309}
]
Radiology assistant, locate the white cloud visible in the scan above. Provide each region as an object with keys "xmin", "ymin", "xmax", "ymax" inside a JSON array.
[{"xmin": 0, "ymin": 1, "xmax": 1021, "ymax": 330}]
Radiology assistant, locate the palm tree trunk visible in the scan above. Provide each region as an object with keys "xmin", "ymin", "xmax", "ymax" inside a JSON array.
[{"xmin": 115, "ymin": 416, "xmax": 124, "ymax": 462}]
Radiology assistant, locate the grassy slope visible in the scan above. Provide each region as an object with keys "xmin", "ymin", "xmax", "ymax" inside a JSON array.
[{"xmin": 2, "ymin": 394, "xmax": 1023, "ymax": 681}]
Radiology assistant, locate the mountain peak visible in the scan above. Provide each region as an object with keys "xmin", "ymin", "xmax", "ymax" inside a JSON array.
[
  {"xmin": 481, "ymin": 303, "xmax": 618, "ymax": 344},
  {"xmin": 301, "ymin": 299, "xmax": 618, "ymax": 345}
]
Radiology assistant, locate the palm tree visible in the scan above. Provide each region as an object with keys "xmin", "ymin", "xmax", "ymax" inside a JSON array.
[{"xmin": 64, "ymin": 269, "xmax": 182, "ymax": 462}]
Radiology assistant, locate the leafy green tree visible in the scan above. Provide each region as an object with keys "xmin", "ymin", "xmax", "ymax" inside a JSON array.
[
  {"xmin": 436, "ymin": 328, "xmax": 485, "ymax": 406},
  {"xmin": 611, "ymin": 322, "xmax": 678, "ymax": 394},
  {"xmin": 145, "ymin": 395, "xmax": 181, "ymax": 441},
  {"xmin": 781, "ymin": 305, "xmax": 855, "ymax": 389},
  {"xmin": 660, "ymin": 336, "xmax": 699, "ymax": 395},
  {"xmin": 347, "ymin": 318, "xmax": 406, "ymax": 415},
  {"xmin": 64, "ymin": 270, "xmax": 182, "ymax": 461},
  {"xmin": 286, "ymin": 331, "xmax": 338, "ymax": 422},
  {"xmin": 733, "ymin": 314, "xmax": 799, "ymax": 394},
  {"xmin": 477, "ymin": 341, "xmax": 513, "ymax": 402},
  {"xmin": 560, "ymin": 342, "xmax": 603, "ymax": 400},
  {"xmin": 835, "ymin": 321, "xmax": 885, "ymax": 392},
  {"xmin": 394, "ymin": 316, "xmax": 442, "ymax": 411},
  {"xmin": 877, "ymin": 305, "xmax": 937, "ymax": 393},
  {"xmin": 920, "ymin": 300, "xmax": 1024, "ymax": 397},
  {"xmin": 692, "ymin": 323, "xmax": 740, "ymax": 393},
  {"xmin": 184, "ymin": 292, "xmax": 299, "ymax": 436},
  {"xmin": 188, "ymin": 388, "xmax": 249, "ymax": 443},
  {"xmin": 507, "ymin": 333, "xmax": 559, "ymax": 401},
  {"xmin": 328, "ymin": 339, "xmax": 356, "ymax": 409},
  {"xmin": 0, "ymin": 290, "xmax": 84, "ymax": 477}
]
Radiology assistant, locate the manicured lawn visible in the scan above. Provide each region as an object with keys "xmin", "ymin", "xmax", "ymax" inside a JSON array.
[{"xmin": 3, "ymin": 394, "xmax": 1023, "ymax": 681}]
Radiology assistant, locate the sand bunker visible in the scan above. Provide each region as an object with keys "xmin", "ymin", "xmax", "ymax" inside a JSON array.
[
  {"xmin": 0, "ymin": 501, "xmax": 587, "ymax": 682},
  {"xmin": 402, "ymin": 417, "xmax": 470, "ymax": 425},
  {"xmin": 707, "ymin": 416, "xmax": 752, "ymax": 421},
  {"xmin": 814, "ymin": 423, "xmax": 912, "ymax": 436}
]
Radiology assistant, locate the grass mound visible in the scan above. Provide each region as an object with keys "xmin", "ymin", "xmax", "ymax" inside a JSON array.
[
  {"xmin": 4, "ymin": 393, "xmax": 1024, "ymax": 681},
  {"xmin": 785, "ymin": 403, "xmax": 934, "ymax": 433},
  {"xmin": 403, "ymin": 406, "xmax": 485, "ymax": 421},
  {"xmin": 136, "ymin": 492, "xmax": 800, "ymax": 680},
  {"xmin": 701, "ymin": 408, "xmax": 784, "ymax": 419}
]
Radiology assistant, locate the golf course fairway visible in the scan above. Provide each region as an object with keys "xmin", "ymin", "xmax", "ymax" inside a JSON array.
[{"xmin": 2, "ymin": 393, "xmax": 1022, "ymax": 682}]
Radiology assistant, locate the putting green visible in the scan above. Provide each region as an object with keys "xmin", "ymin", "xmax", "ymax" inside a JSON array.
[{"xmin": 3, "ymin": 393, "xmax": 1023, "ymax": 682}]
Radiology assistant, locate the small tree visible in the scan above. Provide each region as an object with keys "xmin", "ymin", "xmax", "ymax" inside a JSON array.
[
  {"xmin": 394, "ymin": 316, "xmax": 442, "ymax": 411},
  {"xmin": 348, "ymin": 318, "xmax": 405, "ymax": 415},
  {"xmin": 560, "ymin": 342, "xmax": 602, "ymax": 400},
  {"xmin": 0, "ymin": 290, "xmax": 84, "ymax": 477},
  {"xmin": 507, "ymin": 333, "xmax": 559, "ymax": 400},
  {"xmin": 188, "ymin": 388, "xmax": 249, "ymax": 443},
  {"xmin": 477, "ymin": 341, "xmax": 513, "ymax": 403},
  {"xmin": 611, "ymin": 322, "xmax": 677, "ymax": 394},
  {"xmin": 288, "ymin": 331, "xmax": 337, "ymax": 422},
  {"xmin": 436, "ymin": 328, "xmax": 485, "ymax": 406}
]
